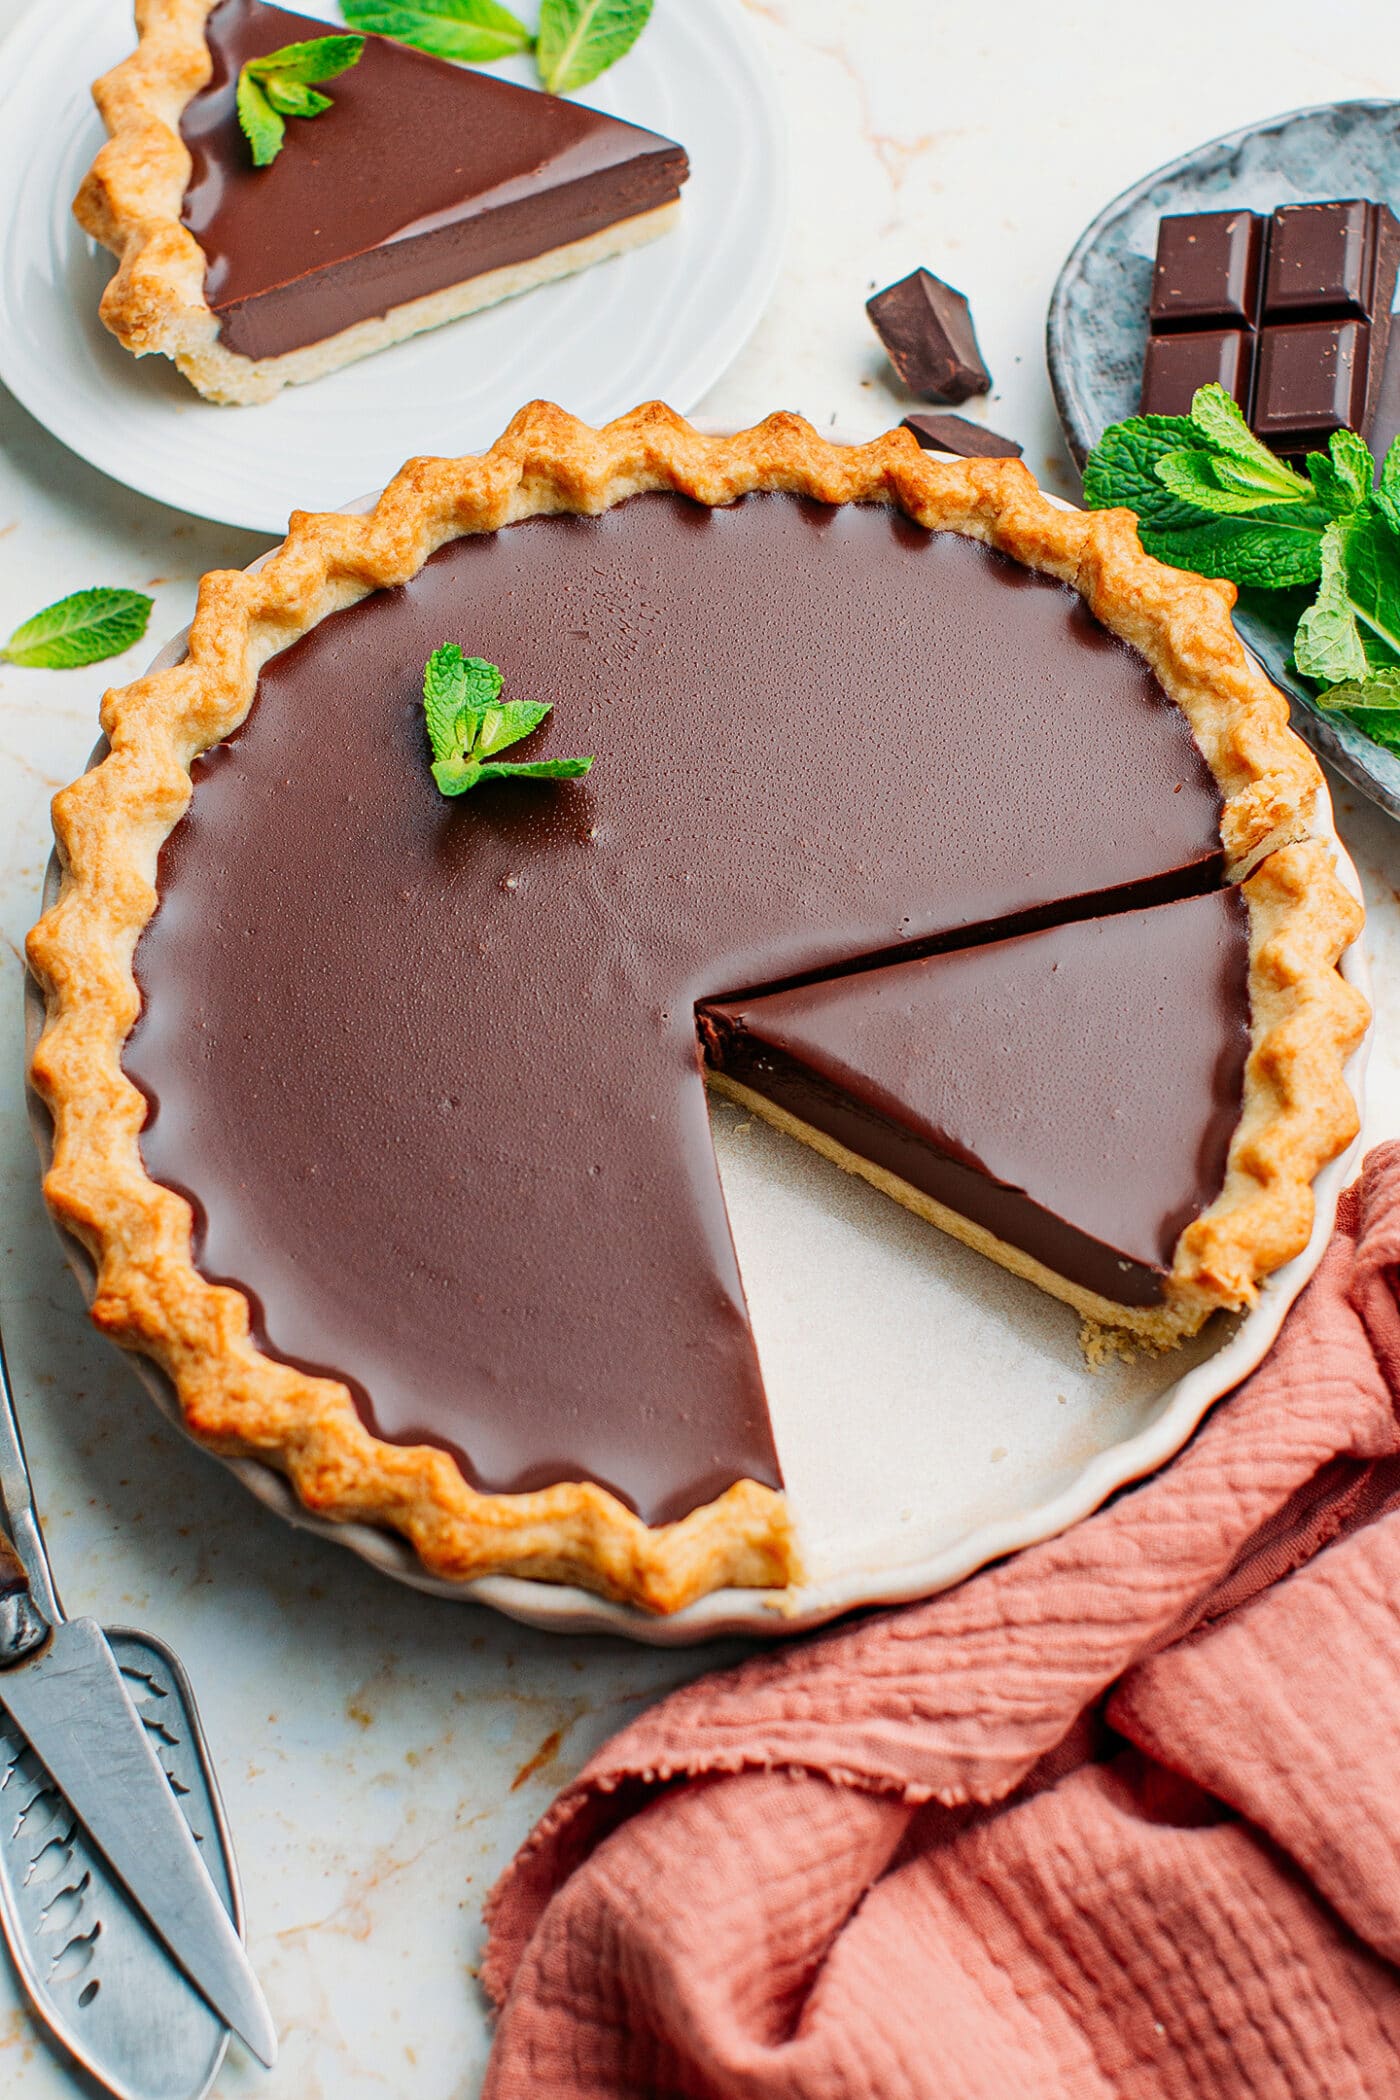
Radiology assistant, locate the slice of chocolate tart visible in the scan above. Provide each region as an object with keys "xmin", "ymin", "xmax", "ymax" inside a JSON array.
[
  {"xmin": 75, "ymin": 0, "xmax": 688, "ymax": 402},
  {"xmin": 25, "ymin": 409, "xmax": 1363, "ymax": 1611},
  {"xmin": 700, "ymin": 858, "xmax": 1361, "ymax": 1349}
]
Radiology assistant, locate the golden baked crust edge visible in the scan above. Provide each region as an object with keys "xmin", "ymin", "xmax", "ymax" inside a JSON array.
[
  {"xmin": 25, "ymin": 402, "xmax": 1344, "ymax": 1609},
  {"xmin": 1171, "ymin": 839, "xmax": 1368, "ymax": 1326},
  {"xmin": 74, "ymin": 1, "xmax": 228, "ymax": 390}
]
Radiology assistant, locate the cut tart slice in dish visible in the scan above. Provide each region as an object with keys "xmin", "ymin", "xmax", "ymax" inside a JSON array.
[
  {"xmin": 701, "ymin": 861, "xmax": 1362, "ymax": 1353},
  {"xmin": 26, "ymin": 405, "xmax": 1367, "ymax": 1613},
  {"xmin": 75, "ymin": 0, "xmax": 689, "ymax": 403}
]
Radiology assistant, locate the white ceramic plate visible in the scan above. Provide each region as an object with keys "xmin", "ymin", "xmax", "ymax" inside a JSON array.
[
  {"xmin": 0, "ymin": 0, "xmax": 784, "ymax": 533},
  {"xmin": 24, "ymin": 472, "xmax": 1372, "ymax": 1648}
]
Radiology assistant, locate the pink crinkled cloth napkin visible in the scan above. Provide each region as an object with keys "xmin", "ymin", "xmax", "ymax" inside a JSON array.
[{"xmin": 483, "ymin": 1143, "xmax": 1400, "ymax": 2100}]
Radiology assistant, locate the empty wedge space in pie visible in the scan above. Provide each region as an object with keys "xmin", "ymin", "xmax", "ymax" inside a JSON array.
[
  {"xmin": 26, "ymin": 406, "xmax": 1368, "ymax": 1611},
  {"xmin": 74, "ymin": 0, "xmax": 689, "ymax": 403}
]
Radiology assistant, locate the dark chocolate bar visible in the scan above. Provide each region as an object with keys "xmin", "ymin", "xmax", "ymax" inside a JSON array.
[
  {"xmin": 901, "ymin": 412, "xmax": 1021, "ymax": 458},
  {"xmin": 867, "ymin": 270, "xmax": 991, "ymax": 403},
  {"xmin": 1139, "ymin": 197, "xmax": 1400, "ymax": 462}
]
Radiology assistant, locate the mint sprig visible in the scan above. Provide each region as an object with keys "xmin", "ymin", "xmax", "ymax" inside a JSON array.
[
  {"xmin": 422, "ymin": 646, "xmax": 594, "ymax": 796},
  {"xmin": 340, "ymin": 0, "xmax": 653, "ymax": 93},
  {"xmin": 1, "ymin": 588, "xmax": 153, "ymax": 669},
  {"xmin": 236, "ymin": 34, "xmax": 365, "ymax": 167},
  {"xmin": 1083, "ymin": 383, "xmax": 1400, "ymax": 751},
  {"xmin": 339, "ymin": 0, "xmax": 531, "ymax": 63}
]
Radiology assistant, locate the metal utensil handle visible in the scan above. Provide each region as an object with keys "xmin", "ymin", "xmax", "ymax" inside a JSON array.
[{"xmin": 0, "ymin": 1322, "xmax": 61, "ymax": 1624}]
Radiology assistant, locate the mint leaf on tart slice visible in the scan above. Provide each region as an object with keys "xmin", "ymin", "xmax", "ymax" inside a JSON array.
[
  {"xmin": 339, "ymin": 0, "xmax": 532, "ymax": 63},
  {"xmin": 422, "ymin": 645, "xmax": 594, "ymax": 796},
  {"xmin": 1, "ymin": 588, "xmax": 154, "ymax": 669},
  {"xmin": 237, "ymin": 34, "xmax": 365, "ymax": 166},
  {"xmin": 536, "ymin": 0, "xmax": 655, "ymax": 93}
]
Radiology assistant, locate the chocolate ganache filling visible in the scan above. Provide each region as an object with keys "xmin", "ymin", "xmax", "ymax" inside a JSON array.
[
  {"xmin": 700, "ymin": 889, "xmax": 1252, "ymax": 1309},
  {"xmin": 180, "ymin": 0, "xmax": 689, "ymax": 362},
  {"xmin": 126, "ymin": 491, "xmax": 1229, "ymax": 1526}
]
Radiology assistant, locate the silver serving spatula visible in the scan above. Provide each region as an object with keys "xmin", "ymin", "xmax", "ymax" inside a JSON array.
[{"xmin": 0, "ymin": 1315, "xmax": 277, "ymax": 2097}]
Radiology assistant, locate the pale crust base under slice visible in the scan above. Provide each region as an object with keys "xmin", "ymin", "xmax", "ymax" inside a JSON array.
[
  {"xmin": 74, "ymin": 0, "xmax": 683, "ymax": 404},
  {"xmin": 708, "ymin": 841, "xmax": 1367, "ymax": 1352},
  {"xmin": 25, "ymin": 404, "xmax": 1355, "ymax": 1611}
]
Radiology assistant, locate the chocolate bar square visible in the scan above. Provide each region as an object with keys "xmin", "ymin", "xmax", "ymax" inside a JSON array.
[
  {"xmin": 867, "ymin": 270, "xmax": 991, "ymax": 403},
  {"xmin": 1149, "ymin": 210, "xmax": 1265, "ymax": 332},
  {"xmin": 1264, "ymin": 200, "xmax": 1385, "ymax": 319},
  {"xmin": 1253, "ymin": 318, "xmax": 1371, "ymax": 450},
  {"xmin": 1140, "ymin": 329, "xmax": 1254, "ymax": 419}
]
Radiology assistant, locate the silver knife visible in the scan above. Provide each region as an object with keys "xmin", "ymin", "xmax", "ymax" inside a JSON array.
[{"xmin": 0, "ymin": 1335, "xmax": 277, "ymax": 2071}]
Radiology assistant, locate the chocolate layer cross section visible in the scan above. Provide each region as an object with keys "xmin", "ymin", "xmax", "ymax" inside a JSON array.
[
  {"xmin": 180, "ymin": 0, "xmax": 689, "ymax": 361},
  {"xmin": 124, "ymin": 492, "xmax": 1232, "ymax": 1530}
]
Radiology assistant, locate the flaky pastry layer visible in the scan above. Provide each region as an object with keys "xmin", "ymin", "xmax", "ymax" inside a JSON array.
[
  {"xmin": 73, "ymin": 1, "xmax": 681, "ymax": 403},
  {"xmin": 26, "ymin": 404, "xmax": 1350, "ymax": 1610}
]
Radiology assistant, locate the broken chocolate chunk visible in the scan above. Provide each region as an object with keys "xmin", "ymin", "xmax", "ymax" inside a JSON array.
[
  {"xmin": 1253, "ymin": 318, "xmax": 1371, "ymax": 451},
  {"xmin": 867, "ymin": 269, "xmax": 991, "ymax": 403},
  {"xmin": 1140, "ymin": 330, "xmax": 1255, "ymax": 419},
  {"xmin": 1149, "ymin": 210, "xmax": 1264, "ymax": 332},
  {"xmin": 901, "ymin": 412, "xmax": 1022, "ymax": 458}
]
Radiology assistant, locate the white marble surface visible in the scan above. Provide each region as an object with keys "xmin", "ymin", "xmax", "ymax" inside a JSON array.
[{"xmin": 2, "ymin": 0, "xmax": 1399, "ymax": 2091}]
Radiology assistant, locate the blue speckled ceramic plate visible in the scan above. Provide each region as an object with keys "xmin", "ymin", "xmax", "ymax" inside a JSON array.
[{"xmin": 1047, "ymin": 99, "xmax": 1400, "ymax": 822}]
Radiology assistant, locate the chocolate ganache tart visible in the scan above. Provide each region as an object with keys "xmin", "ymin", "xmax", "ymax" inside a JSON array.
[
  {"xmin": 75, "ymin": 0, "xmax": 689, "ymax": 404},
  {"xmin": 26, "ymin": 405, "xmax": 1367, "ymax": 1612}
]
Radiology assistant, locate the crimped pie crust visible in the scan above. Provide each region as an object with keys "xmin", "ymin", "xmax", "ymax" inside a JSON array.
[
  {"xmin": 74, "ymin": 0, "xmax": 681, "ymax": 404},
  {"xmin": 25, "ymin": 404, "xmax": 1359, "ymax": 1610}
]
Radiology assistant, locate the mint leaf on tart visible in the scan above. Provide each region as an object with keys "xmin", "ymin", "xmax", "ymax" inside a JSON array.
[
  {"xmin": 339, "ymin": 0, "xmax": 532, "ymax": 63},
  {"xmin": 1083, "ymin": 385, "xmax": 1400, "ymax": 757},
  {"xmin": 1, "ymin": 588, "xmax": 154, "ymax": 669},
  {"xmin": 237, "ymin": 34, "xmax": 365, "ymax": 167},
  {"xmin": 536, "ymin": 0, "xmax": 654, "ymax": 93},
  {"xmin": 422, "ymin": 645, "xmax": 594, "ymax": 797}
]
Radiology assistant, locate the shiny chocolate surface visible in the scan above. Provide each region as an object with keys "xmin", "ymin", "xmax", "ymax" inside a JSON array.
[
  {"xmin": 126, "ymin": 491, "xmax": 1226, "ymax": 1524},
  {"xmin": 180, "ymin": 0, "xmax": 688, "ymax": 360},
  {"xmin": 700, "ymin": 889, "xmax": 1252, "ymax": 1308}
]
